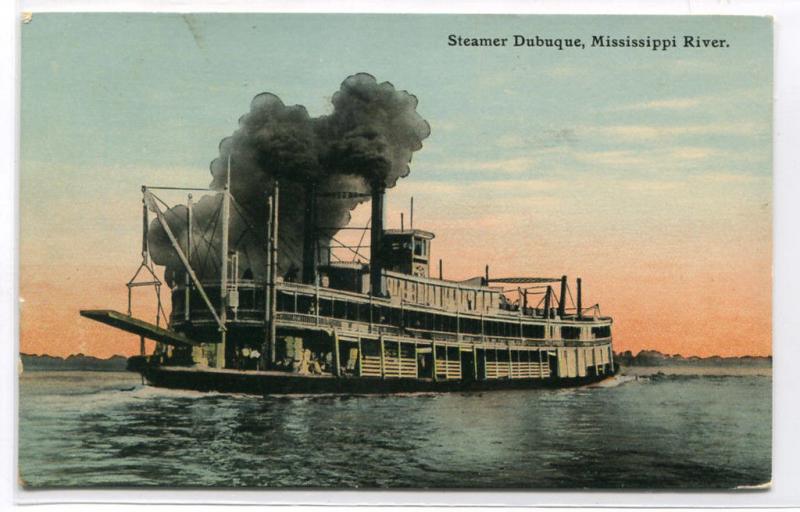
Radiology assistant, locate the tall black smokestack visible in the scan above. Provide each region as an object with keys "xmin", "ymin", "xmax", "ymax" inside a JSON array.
[
  {"xmin": 302, "ymin": 183, "xmax": 317, "ymax": 284},
  {"xmin": 370, "ymin": 182, "xmax": 385, "ymax": 296},
  {"xmin": 557, "ymin": 275, "xmax": 567, "ymax": 318}
]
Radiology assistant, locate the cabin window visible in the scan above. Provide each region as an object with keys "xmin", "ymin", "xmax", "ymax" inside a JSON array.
[
  {"xmin": 277, "ymin": 291, "xmax": 295, "ymax": 312},
  {"xmin": 462, "ymin": 317, "xmax": 480, "ymax": 334},
  {"xmin": 414, "ymin": 239, "xmax": 427, "ymax": 257},
  {"xmin": 435, "ymin": 346, "xmax": 447, "ymax": 360},
  {"xmin": 296, "ymin": 294, "xmax": 314, "ymax": 315},
  {"xmin": 345, "ymin": 301, "xmax": 358, "ymax": 321},
  {"xmin": 522, "ymin": 324, "xmax": 545, "ymax": 339},
  {"xmin": 333, "ymin": 300, "xmax": 347, "ymax": 319},
  {"xmin": 447, "ymin": 346, "xmax": 459, "ymax": 360},
  {"xmin": 448, "ymin": 315, "xmax": 458, "ymax": 332},
  {"xmin": 318, "ymin": 298, "xmax": 333, "ymax": 317},
  {"xmin": 505, "ymin": 322, "xmax": 521, "ymax": 338},
  {"xmin": 358, "ymin": 303, "xmax": 371, "ymax": 322},
  {"xmin": 591, "ymin": 325, "xmax": 611, "ymax": 338},
  {"xmin": 385, "ymin": 343, "xmax": 399, "ymax": 358},
  {"xmin": 561, "ymin": 326, "xmax": 581, "ymax": 340},
  {"xmin": 362, "ymin": 339, "xmax": 381, "ymax": 357}
]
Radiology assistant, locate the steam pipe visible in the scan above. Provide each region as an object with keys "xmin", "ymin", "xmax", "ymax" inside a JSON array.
[
  {"xmin": 184, "ymin": 194, "xmax": 193, "ymax": 321},
  {"xmin": 269, "ymin": 181, "xmax": 280, "ymax": 364},
  {"xmin": 577, "ymin": 277, "xmax": 583, "ymax": 319},
  {"xmin": 370, "ymin": 182, "xmax": 386, "ymax": 297},
  {"xmin": 302, "ymin": 183, "xmax": 317, "ymax": 284},
  {"xmin": 218, "ymin": 157, "xmax": 231, "ymax": 369},
  {"xmin": 557, "ymin": 275, "xmax": 567, "ymax": 318},
  {"xmin": 141, "ymin": 187, "xmax": 148, "ymax": 264}
]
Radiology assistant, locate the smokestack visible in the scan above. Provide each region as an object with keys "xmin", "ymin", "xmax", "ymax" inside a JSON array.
[
  {"xmin": 302, "ymin": 183, "xmax": 317, "ymax": 284},
  {"xmin": 543, "ymin": 286, "xmax": 551, "ymax": 319},
  {"xmin": 557, "ymin": 275, "xmax": 567, "ymax": 318},
  {"xmin": 576, "ymin": 277, "xmax": 583, "ymax": 319},
  {"xmin": 370, "ymin": 182, "xmax": 386, "ymax": 296}
]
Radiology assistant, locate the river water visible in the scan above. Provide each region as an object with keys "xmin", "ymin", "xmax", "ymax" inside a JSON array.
[{"xmin": 18, "ymin": 370, "xmax": 771, "ymax": 489}]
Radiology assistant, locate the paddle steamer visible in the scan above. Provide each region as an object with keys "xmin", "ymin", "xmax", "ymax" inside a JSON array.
[{"xmin": 81, "ymin": 173, "xmax": 615, "ymax": 394}]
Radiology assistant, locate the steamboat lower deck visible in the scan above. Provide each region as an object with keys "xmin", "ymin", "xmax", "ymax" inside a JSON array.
[{"xmin": 136, "ymin": 363, "xmax": 616, "ymax": 395}]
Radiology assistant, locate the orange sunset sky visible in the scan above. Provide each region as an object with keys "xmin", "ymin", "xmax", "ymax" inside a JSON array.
[{"xmin": 20, "ymin": 14, "xmax": 772, "ymax": 358}]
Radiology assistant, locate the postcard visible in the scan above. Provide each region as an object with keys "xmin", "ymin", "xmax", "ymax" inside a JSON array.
[{"xmin": 18, "ymin": 13, "xmax": 772, "ymax": 490}]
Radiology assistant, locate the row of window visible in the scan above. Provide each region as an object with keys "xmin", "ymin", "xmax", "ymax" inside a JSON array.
[{"xmin": 174, "ymin": 288, "xmax": 611, "ymax": 340}]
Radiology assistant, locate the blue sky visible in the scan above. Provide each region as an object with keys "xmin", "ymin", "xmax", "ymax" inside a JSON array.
[{"xmin": 20, "ymin": 13, "xmax": 772, "ymax": 356}]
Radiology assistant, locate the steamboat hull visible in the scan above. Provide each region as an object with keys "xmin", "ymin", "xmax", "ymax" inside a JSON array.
[{"xmin": 138, "ymin": 363, "xmax": 616, "ymax": 396}]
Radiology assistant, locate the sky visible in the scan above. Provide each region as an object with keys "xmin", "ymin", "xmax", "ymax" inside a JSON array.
[{"xmin": 20, "ymin": 13, "xmax": 772, "ymax": 358}]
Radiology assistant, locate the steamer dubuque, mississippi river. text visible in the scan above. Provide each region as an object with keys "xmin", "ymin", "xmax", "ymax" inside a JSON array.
[{"xmin": 447, "ymin": 34, "xmax": 731, "ymax": 50}]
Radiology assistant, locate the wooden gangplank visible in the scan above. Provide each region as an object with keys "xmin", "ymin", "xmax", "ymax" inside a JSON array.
[{"xmin": 79, "ymin": 309, "xmax": 206, "ymax": 347}]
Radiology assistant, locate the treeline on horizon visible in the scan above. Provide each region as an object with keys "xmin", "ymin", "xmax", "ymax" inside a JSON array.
[
  {"xmin": 20, "ymin": 353, "xmax": 128, "ymax": 372},
  {"xmin": 614, "ymin": 350, "xmax": 772, "ymax": 368},
  {"xmin": 20, "ymin": 350, "xmax": 771, "ymax": 372}
]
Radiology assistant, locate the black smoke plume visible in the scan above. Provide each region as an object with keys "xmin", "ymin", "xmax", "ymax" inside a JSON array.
[{"xmin": 148, "ymin": 73, "xmax": 430, "ymax": 286}]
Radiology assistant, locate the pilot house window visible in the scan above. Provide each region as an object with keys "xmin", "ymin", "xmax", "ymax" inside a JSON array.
[{"xmin": 591, "ymin": 326, "xmax": 611, "ymax": 338}]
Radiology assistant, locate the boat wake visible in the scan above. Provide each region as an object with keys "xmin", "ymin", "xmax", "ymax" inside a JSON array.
[{"xmin": 587, "ymin": 374, "xmax": 641, "ymax": 389}]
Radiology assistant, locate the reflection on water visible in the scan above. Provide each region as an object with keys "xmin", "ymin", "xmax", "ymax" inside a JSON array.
[{"xmin": 19, "ymin": 371, "xmax": 771, "ymax": 488}]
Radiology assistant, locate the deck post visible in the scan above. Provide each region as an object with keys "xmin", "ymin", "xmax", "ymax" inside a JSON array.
[
  {"xmin": 444, "ymin": 345, "xmax": 450, "ymax": 380},
  {"xmin": 332, "ymin": 330, "xmax": 341, "ymax": 377},
  {"xmin": 314, "ymin": 277, "xmax": 320, "ymax": 326},
  {"xmin": 397, "ymin": 341, "xmax": 402, "ymax": 377},
  {"xmin": 139, "ymin": 335, "xmax": 145, "ymax": 356},
  {"xmin": 379, "ymin": 336, "xmax": 385, "ymax": 378},
  {"xmin": 473, "ymin": 346, "xmax": 479, "ymax": 380},
  {"xmin": 357, "ymin": 338, "xmax": 363, "ymax": 377},
  {"xmin": 538, "ymin": 348, "xmax": 545, "ymax": 378},
  {"xmin": 431, "ymin": 340, "xmax": 438, "ymax": 381},
  {"xmin": 414, "ymin": 343, "xmax": 418, "ymax": 378},
  {"xmin": 507, "ymin": 345, "xmax": 513, "ymax": 379}
]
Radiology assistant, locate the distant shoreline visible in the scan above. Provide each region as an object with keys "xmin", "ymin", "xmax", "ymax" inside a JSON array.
[
  {"xmin": 614, "ymin": 349, "xmax": 772, "ymax": 368},
  {"xmin": 620, "ymin": 365, "xmax": 772, "ymax": 377},
  {"xmin": 20, "ymin": 353, "xmax": 128, "ymax": 372},
  {"xmin": 20, "ymin": 349, "xmax": 771, "ymax": 373}
]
